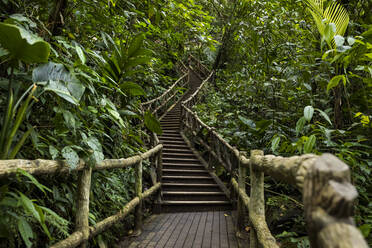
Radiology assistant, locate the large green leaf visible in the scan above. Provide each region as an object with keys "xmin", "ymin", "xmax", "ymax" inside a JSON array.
[
  {"xmin": 19, "ymin": 193, "xmax": 41, "ymax": 222},
  {"xmin": 85, "ymin": 136, "xmax": 104, "ymax": 166},
  {"xmin": 120, "ymin": 81, "xmax": 145, "ymax": 96},
  {"xmin": 304, "ymin": 135, "xmax": 316, "ymax": 153},
  {"xmin": 33, "ymin": 62, "xmax": 85, "ymax": 105},
  {"xmin": 17, "ymin": 169, "xmax": 51, "ymax": 194},
  {"xmin": 144, "ymin": 111, "xmax": 162, "ymax": 135},
  {"xmin": 61, "ymin": 146, "xmax": 80, "ymax": 169},
  {"xmin": 327, "ymin": 75, "xmax": 346, "ymax": 93},
  {"xmin": 17, "ymin": 217, "xmax": 33, "ymax": 248},
  {"xmin": 0, "ymin": 23, "xmax": 50, "ymax": 63}
]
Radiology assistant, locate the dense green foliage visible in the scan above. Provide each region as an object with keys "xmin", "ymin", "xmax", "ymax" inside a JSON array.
[
  {"xmin": 0, "ymin": 0, "xmax": 371, "ymax": 247},
  {"xmin": 0, "ymin": 0, "xmax": 213, "ymax": 246},
  {"xmin": 194, "ymin": 0, "xmax": 371, "ymax": 245}
]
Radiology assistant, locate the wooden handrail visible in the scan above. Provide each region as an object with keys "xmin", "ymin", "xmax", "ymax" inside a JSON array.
[
  {"xmin": 142, "ymin": 73, "xmax": 187, "ymax": 107},
  {"xmin": 0, "ymin": 144, "xmax": 163, "ymax": 177},
  {"xmin": 180, "ymin": 71, "xmax": 368, "ymax": 247},
  {"xmin": 0, "ymin": 144, "xmax": 163, "ymax": 247}
]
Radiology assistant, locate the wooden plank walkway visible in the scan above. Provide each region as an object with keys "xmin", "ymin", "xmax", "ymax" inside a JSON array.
[{"xmin": 125, "ymin": 211, "xmax": 238, "ymax": 248}]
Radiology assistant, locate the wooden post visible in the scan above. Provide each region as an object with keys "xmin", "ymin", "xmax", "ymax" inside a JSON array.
[
  {"xmin": 75, "ymin": 167, "xmax": 92, "ymax": 248},
  {"xmin": 208, "ymin": 130, "xmax": 214, "ymax": 170},
  {"xmin": 250, "ymin": 150, "xmax": 264, "ymax": 248},
  {"xmin": 236, "ymin": 152, "xmax": 247, "ymax": 237},
  {"xmin": 134, "ymin": 160, "xmax": 143, "ymax": 235},
  {"xmin": 154, "ymin": 149, "xmax": 163, "ymax": 214},
  {"xmin": 303, "ymin": 154, "xmax": 368, "ymax": 247}
]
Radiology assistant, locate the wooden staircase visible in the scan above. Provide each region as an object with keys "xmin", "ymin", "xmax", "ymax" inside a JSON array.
[{"xmin": 159, "ymin": 104, "xmax": 231, "ymax": 213}]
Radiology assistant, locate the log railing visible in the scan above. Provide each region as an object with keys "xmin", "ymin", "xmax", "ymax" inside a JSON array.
[
  {"xmin": 180, "ymin": 74, "xmax": 368, "ymax": 247},
  {"xmin": 0, "ymin": 144, "xmax": 163, "ymax": 248},
  {"xmin": 141, "ymin": 73, "xmax": 188, "ymax": 117},
  {"xmin": 188, "ymin": 54, "xmax": 210, "ymax": 78}
]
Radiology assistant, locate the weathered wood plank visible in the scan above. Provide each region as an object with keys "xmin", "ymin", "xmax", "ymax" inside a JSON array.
[
  {"xmin": 225, "ymin": 214, "xmax": 238, "ymax": 248},
  {"xmin": 165, "ymin": 212, "xmax": 190, "ymax": 247},
  {"xmin": 183, "ymin": 212, "xmax": 202, "ymax": 248},
  {"xmin": 219, "ymin": 212, "xmax": 229, "ymax": 248},
  {"xmin": 173, "ymin": 212, "xmax": 196, "ymax": 247},
  {"xmin": 146, "ymin": 213, "xmax": 177, "ymax": 247},
  {"xmin": 193, "ymin": 212, "xmax": 208, "ymax": 248},
  {"xmin": 156, "ymin": 213, "xmax": 183, "ymax": 247},
  {"xmin": 128, "ymin": 211, "xmax": 239, "ymax": 248},
  {"xmin": 201, "ymin": 211, "xmax": 213, "ymax": 248},
  {"xmin": 211, "ymin": 211, "xmax": 220, "ymax": 248}
]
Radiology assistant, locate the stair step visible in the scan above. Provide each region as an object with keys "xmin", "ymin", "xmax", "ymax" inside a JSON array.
[
  {"xmin": 162, "ymin": 169, "xmax": 209, "ymax": 176},
  {"xmin": 159, "ymin": 137, "xmax": 184, "ymax": 142},
  {"xmin": 160, "ymin": 119, "xmax": 180, "ymax": 125},
  {"xmin": 161, "ymin": 125, "xmax": 180, "ymax": 128},
  {"xmin": 162, "ymin": 157, "xmax": 199, "ymax": 163},
  {"xmin": 162, "ymin": 175, "xmax": 212, "ymax": 179},
  {"xmin": 161, "ymin": 139, "xmax": 185, "ymax": 143},
  {"xmin": 162, "ymin": 130, "xmax": 180, "ymax": 134},
  {"xmin": 162, "ymin": 152, "xmax": 195, "ymax": 157},
  {"xmin": 159, "ymin": 133, "xmax": 182, "ymax": 137},
  {"xmin": 162, "ymin": 200, "xmax": 229, "ymax": 204},
  {"xmin": 163, "ymin": 191, "xmax": 224, "ymax": 195},
  {"xmin": 162, "ymin": 148, "xmax": 193, "ymax": 153},
  {"xmin": 162, "ymin": 163, "xmax": 204, "ymax": 170},
  {"xmin": 162, "ymin": 183, "xmax": 220, "ymax": 192},
  {"xmin": 162, "ymin": 191, "xmax": 227, "ymax": 201},
  {"xmin": 161, "ymin": 141, "xmax": 187, "ymax": 146},
  {"xmin": 162, "ymin": 176, "xmax": 214, "ymax": 184},
  {"xmin": 162, "ymin": 144, "xmax": 189, "ymax": 149}
]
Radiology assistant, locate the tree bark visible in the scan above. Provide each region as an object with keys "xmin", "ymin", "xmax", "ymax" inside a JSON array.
[{"xmin": 48, "ymin": 0, "xmax": 68, "ymax": 35}]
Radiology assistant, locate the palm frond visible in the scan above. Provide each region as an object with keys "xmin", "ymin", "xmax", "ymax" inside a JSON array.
[{"xmin": 304, "ymin": 0, "xmax": 349, "ymax": 46}]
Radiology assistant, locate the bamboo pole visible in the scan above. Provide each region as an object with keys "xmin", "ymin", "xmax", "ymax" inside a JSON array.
[
  {"xmin": 75, "ymin": 167, "xmax": 92, "ymax": 248},
  {"xmin": 134, "ymin": 160, "xmax": 143, "ymax": 235}
]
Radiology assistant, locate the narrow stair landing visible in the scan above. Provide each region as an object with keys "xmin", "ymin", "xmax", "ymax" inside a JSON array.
[
  {"xmin": 159, "ymin": 105, "xmax": 231, "ymax": 213},
  {"xmin": 123, "ymin": 211, "xmax": 238, "ymax": 248}
]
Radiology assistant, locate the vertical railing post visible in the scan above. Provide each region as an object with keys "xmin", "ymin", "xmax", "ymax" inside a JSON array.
[
  {"xmin": 236, "ymin": 151, "xmax": 247, "ymax": 237},
  {"xmin": 75, "ymin": 167, "xmax": 92, "ymax": 248},
  {"xmin": 154, "ymin": 149, "xmax": 163, "ymax": 213},
  {"xmin": 134, "ymin": 160, "xmax": 143, "ymax": 235},
  {"xmin": 250, "ymin": 150, "xmax": 264, "ymax": 248},
  {"xmin": 208, "ymin": 130, "xmax": 213, "ymax": 170}
]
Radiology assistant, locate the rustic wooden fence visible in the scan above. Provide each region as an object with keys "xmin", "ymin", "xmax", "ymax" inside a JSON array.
[
  {"xmin": 0, "ymin": 144, "xmax": 163, "ymax": 248},
  {"xmin": 180, "ymin": 71, "xmax": 368, "ymax": 247},
  {"xmin": 141, "ymin": 73, "xmax": 188, "ymax": 117},
  {"xmin": 0, "ymin": 61, "xmax": 194, "ymax": 247}
]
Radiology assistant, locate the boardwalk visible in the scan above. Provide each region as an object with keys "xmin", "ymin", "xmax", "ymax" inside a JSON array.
[{"xmin": 126, "ymin": 211, "xmax": 238, "ymax": 248}]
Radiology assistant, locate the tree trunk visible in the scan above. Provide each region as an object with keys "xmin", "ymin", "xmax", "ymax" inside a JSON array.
[
  {"xmin": 333, "ymin": 84, "xmax": 343, "ymax": 129},
  {"xmin": 48, "ymin": 0, "xmax": 68, "ymax": 35}
]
